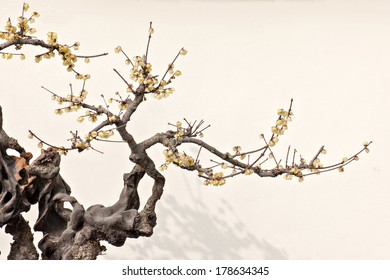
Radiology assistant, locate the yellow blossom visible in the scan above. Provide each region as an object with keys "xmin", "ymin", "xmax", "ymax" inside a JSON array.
[
  {"xmin": 108, "ymin": 115, "xmax": 117, "ymax": 123},
  {"xmin": 88, "ymin": 114, "xmax": 97, "ymax": 122},
  {"xmin": 115, "ymin": 46, "xmax": 122, "ymax": 53},
  {"xmin": 213, "ymin": 172, "xmax": 224, "ymax": 180},
  {"xmin": 232, "ymin": 146, "xmax": 242, "ymax": 154},
  {"xmin": 119, "ymin": 102, "xmax": 128, "ymax": 110},
  {"xmin": 23, "ymin": 3, "xmax": 30, "ymax": 12},
  {"xmin": 159, "ymin": 164, "xmax": 168, "ymax": 172},
  {"xmin": 75, "ymin": 142, "xmax": 89, "ymax": 150},
  {"xmin": 244, "ymin": 169, "xmax": 254, "ymax": 175}
]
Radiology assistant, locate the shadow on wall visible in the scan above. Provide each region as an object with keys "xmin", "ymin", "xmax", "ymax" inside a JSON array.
[{"xmin": 121, "ymin": 195, "xmax": 287, "ymax": 260}]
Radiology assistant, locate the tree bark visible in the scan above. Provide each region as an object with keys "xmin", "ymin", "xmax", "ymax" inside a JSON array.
[
  {"xmin": 5, "ymin": 214, "xmax": 39, "ymax": 260},
  {"xmin": 0, "ymin": 106, "xmax": 164, "ymax": 259}
]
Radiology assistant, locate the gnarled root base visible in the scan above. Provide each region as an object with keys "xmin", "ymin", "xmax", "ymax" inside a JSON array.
[
  {"xmin": 5, "ymin": 214, "xmax": 39, "ymax": 260},
  {"xmin": 0, "ymin": 106, "xmax": 165, "ymax": 259}
]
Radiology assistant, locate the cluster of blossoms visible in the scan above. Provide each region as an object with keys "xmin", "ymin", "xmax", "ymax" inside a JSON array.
[
  {"xmin": 12, "ymin": 6, "xmax": 370, "ymax": 189},
  {"xmin": 0, "ymin": 3, "xmax": 105, "ymax": 79},
  {"xmin": 161, "ymin": 99, "xmax": 371, "ymax": 187},
  {"xmin": 174, "ymin": 121, "xmax": 185, "ymax": 139},
  {"xmin": 283, "ymin": 166, "xmax": 304, "ymax": 181},
  {"xmin": 203, "ymin": 172, "xmax": 226, "ymax": 187},
  {"xmin": 232, "ymin": 146, "xmax": 247, "ymax": 160},
  {"xmin": 106, "ymin": 92, "xmax": 130, "ymax": 113},
  {"xmin": 114, "ymin": 25, "xmax": 187, "ymax": 100},
  {"xmin": 50, "ymin": 88, "xmax": 88, "ymax": 115},
  {"xmin": 268, "ymin": 108, "xmax": 293, "ymax": 147},
  {"xmin": 50, "ymin": 88, "xmax": 104, "ymax": 124},
  {"xmin": 128, "ymin": 55, "xmax": 159, "ymax": 92},
  {"xmin": 0, "ymin": 3, "xmax": 39, "ymax": 42},
  {"xmin": 31, "ymin": 82, "xmax": 119, "ymax": 153},
  {"xmin": 84, "ymin": 130, "xmax": 115, "ymax": 141},
  {"xmin": 37, "ymin": 33, "xmax": 90, "ymax": 80},
  {"xmin": 76, "ymin": 110, "xmax": 104, "ymax": 124},
  {"xmin": 161, "ymin": 149, "xmax": 196, "ymax": 171}
]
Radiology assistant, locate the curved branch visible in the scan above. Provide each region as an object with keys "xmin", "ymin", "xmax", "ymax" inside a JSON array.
[
  {"xmin": 0, "ymin": 37, "xmax": 107, "ymax": 58},
  {"xmin": 0, "ymin": 38, "xmax": 53, "ymax": 51}
]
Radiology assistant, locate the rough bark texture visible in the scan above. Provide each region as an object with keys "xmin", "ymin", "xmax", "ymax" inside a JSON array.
[
  {"xmin": 0, "ymin": 5, "xmax": 371, "ymax": 259},
  {"xmin": 0, "ymin": 106, "xmax": 164, "ymax": 259},
  {"xmin": 5, "ymin": 214, "xmax": 39, "ymax": 260}
]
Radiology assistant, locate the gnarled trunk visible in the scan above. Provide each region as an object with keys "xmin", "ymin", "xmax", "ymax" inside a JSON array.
[{"xmin": 0, "ymin": 106, "xmax": 164, "ymax": 259}]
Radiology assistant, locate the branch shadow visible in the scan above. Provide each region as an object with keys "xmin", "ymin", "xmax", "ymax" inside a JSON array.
[{"xmin": 110, "ymin": 194, "xmax": 287, "ymax": 260}]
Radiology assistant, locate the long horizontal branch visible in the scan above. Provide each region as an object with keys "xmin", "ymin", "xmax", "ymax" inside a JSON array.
[
  {"xmin": 179, "ymin": 137, "xmax": 248, "ymax": 169},
  {"xmin": 0, "ymin": 37, "xmax": 53, "ymax": 51},
  {"xmin": 0, "ymin": 37, "xmax": 108, "ymax": 58}
]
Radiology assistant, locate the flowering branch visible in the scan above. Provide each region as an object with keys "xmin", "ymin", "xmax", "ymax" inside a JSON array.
[
  {"xmin": 0, "ymin": 2, "xmax": 372, "ymax": 260},
  {"xmin": 138, "ymin": 99, "xmax": 372, "ymax": 186},
  {"xmin": 0, "ymin": 3, "xmax": 107, "ymax": 79}
]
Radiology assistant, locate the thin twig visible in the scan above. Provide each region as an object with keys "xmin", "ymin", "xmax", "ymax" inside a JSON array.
[
  {"xmin": 75, "ymin": 53, "xmax": 108, "ymax": 59},
  {"xmin": 28, "ymin": 130, "xmax": 70, "ymax": 151},
  {"xmin": 113, "ymin": 68, "xmax": 132, "ymax": 90},
  {"xmin": 195, "ymin": 145, "xmax": 203, "ymax": 163},
  {"xmin": 292, "ymin": 149, "xmax": 297, "ymax": 166},
  {"xmin": 41, "ymin": 86, "xmax": 58, "ymax": 96},
  {"xmin": 94, "ymin": 138, "xmax": 125, "ymax": 143},
  {"xmin": 285, "ymin": 145, "xmax": 291, "ymax": 168},
  {"xmin": 69, "ymin": 83, "xmax": 73, "ymax": 100},
  {"xmin": 309, "ymin": 145, "xmax": 325, "ymax": 166},
  {"xmin": 241, "ymin": 145, "xmax": 267, "ymax": 156},
  {"xmin": 197, "ymin": 124, "xmax": 211, "ymax": 135},
  {"xmin": 120, "ymin": 49, "xmax": 134, "ymax": 67},
  {"xmin": 160, "ymin": 50, "xmax": 181, "ymax": 83},
  {"xmin": 145, "ymin": 22, "xmax": 153, "ymax": 64}
]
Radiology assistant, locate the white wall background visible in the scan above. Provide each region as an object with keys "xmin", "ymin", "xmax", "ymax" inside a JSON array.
[{"xmin": 0, "ymin": 0, "xmax": 388, "ymax": 259}]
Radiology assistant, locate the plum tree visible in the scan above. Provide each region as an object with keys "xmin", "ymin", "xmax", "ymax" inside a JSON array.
[{"xmin": 0, "ymin": 3, "xmax": 371, "ymax": 259}]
